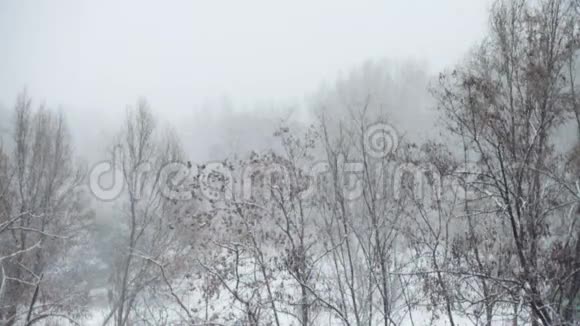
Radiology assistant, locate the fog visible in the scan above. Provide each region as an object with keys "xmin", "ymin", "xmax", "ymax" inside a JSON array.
[
  {"xmin": 1, "ymin": 1, "xmax": 579, "ymax": 325},
  {"xmin": 0, "ymin": 0, "xmax": 489, "ymax": 161}
]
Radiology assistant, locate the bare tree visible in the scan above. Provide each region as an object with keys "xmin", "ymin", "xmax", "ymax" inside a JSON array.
[
  {"xmin": 0, "ymin": 92, "xmax": 92, "ymax": 325},
  {"xmin": 103, "ymin": 99, "xmax": 187, "ymax": 326},
  {"xmin": 432, "ymin": 0, "xmax": 580, "ymax": 324}
]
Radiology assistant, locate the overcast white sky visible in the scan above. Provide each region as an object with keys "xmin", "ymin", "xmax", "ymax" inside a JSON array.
[
  {"xmin": 0, "ymin": 0, "xmax": 490, "ymax": 110},
  {"xmin": 0, "ymin": 0, "xmax": 492, "ymax": 159}
]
